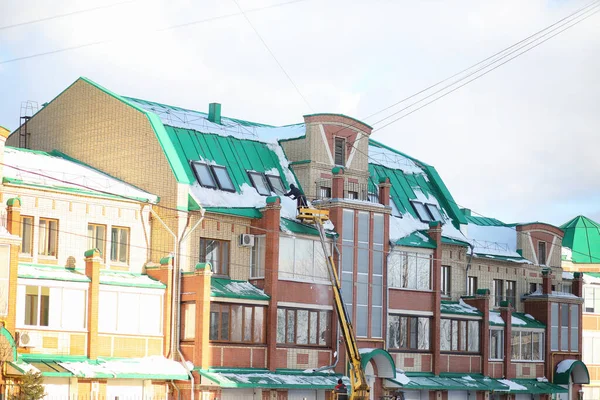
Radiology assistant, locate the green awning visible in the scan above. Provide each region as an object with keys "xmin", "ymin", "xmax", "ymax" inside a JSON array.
[
  {"xmin": 197, "ymin": 368, "xmax": 346, "ymax": 389},
  {"xmin": 211, "ymin": 278, "xmax": 270, "ymax": 301},
  {"xmin": 280, "ymin": 218, "xmax": 336, "ymax": 238},
  {"xmin": 507, "ymin": 379, "xmax": 568, "ymax": 394},
  {"xmin": 359, "ymin": 348, "xmax": 396, "ymax": 378},
  {"xmin": 395, "ymin": 231, "xmax": 436, "ymax": 249},
  {"xmin": 388, "ymin": 373, "xmax": 506, "ymax": 391},
  {"xmin": 18, "ymin": 263, "xmax": 90, "ymax": 283},
  {"xmin": 554, "ymin": 360, "xmax": 590, "ymax": 385},
  {"xmin": 204, "ymin": 207, "xmax": 262, "ymax": 219}
]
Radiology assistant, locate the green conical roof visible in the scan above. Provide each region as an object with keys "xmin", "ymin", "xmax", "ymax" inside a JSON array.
[{"xmin": 561, "ymin": 215, "xmax": 600, "ymax": 263}]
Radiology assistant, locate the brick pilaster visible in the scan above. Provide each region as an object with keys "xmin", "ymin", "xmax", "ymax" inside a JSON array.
[
  {"xmin": 6, "ymin": 198, "xmax": 21, "ymax": 236},
  {"xmin": 193, "ymin": 263, "xmax": 212, "ymax": 369},
  {"xmin": 262, "ymin": 197, "xmax": 281, "ymax": 371},
  {"xmin": 542, "ymin": 269, "xmax": 551, "ymax": 294},
  {"xmin": 500, "ymin": 302, "xmax": 513, "ymax": 378},
  {"xmin": 463, "ymin": 291, "xmax": 490, "ymax": 376},
  {"xmin": 428, "ymin": 221, "xmax": 442, "ymax": 376},
  {"xmin": 572, "ymin": 272, "xmax": 583, "ymax": 297},
  {"xmin": 378, "ymin": 178, "xmax": 391, "ymax": 206},
  {"xmin": 84, "ymin": 249, "xmax": 102, "ymax": 360},
  {"xmin": 147, "ymin": 257, "xmax": 174, "ymax": 356},
  {"xmin": 331, "ymin": 167, "xmax": 344, "ymax": 199}
]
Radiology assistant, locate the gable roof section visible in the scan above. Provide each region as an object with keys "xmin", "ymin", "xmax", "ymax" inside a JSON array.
[{"xmin": 561, "ymin": 215, "xmax": 600, "ymax": 263}]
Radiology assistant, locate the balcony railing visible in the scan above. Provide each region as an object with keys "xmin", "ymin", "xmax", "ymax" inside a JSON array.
[{"xmin": 314, "ymin": 179, "xmax": 380, "ymax": 204}]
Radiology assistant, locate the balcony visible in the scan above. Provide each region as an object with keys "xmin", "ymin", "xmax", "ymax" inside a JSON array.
[{"xmin": 314, "ymin": 179, "xmax": 380, "ymax": 204}]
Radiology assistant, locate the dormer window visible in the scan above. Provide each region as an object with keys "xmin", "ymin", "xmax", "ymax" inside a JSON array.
[
  {"xmin": 266, "ymin": 175, "xmax": 285, "ymax": 195},
  {"xmin": 248, "ymin": 172, "xmax": 270, "ymax": 196},
  {"xmin": 390, "ymin": 198, "xmax": 401, "ymax": 217},
  {"xmin": 334, "ymin": 137, "xmax": 345, "ymax": 166},
  {"xmin": 191, "ymin": 161, "xmax": 235, "ymax": 192},
  {"xmin": 411, "ymin": 201, "xmax": 443, "ymax": 223}
]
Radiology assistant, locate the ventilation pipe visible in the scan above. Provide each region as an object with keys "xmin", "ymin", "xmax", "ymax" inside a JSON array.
[{"xmin": 208, "ymin": 103, "xmax": 221, "ymax": 124}]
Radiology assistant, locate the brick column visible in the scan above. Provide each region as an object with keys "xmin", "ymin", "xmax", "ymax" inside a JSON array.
[
  {"xmin": 378, "ymin": 178, "xmax": 390, "ymax": 206},
  {"xmin": 6, "ymin": 198, "xmax": 21, "ymax": 236},
  {"xmin": 428, "ymin": 221, "xmax": 442, "ymax": 376},
  {"xmin": 84, "ymin": 249, "xmax": 102, "ymax": 360},
  {"xmin": 193, "ymin": 263, "xmax": 212, "ymax": 369},
  {"xmin": 500, "ymin": 302, "xmax": 513, "ymax": 378},
  {"xmin": 331, "ymin": 167, "xmax": 344, "ymax": 199},
  {"xmin": 262, "ymin": 196, "xmax": 281, "ymax": 371},
  {"xmin": 542, "ymin": 269, "xmax": 551, "ymax": 294},
  {"xmin": 147, "ymin": 257, "xmax": 174, "ymax": 356},
  {"xmin": 463, "ymin": 290, "xmax": 490, "ymax": 376},
  {"xmin": 572, "ymin": 272, "xmax": 583, "ymax": 297}
]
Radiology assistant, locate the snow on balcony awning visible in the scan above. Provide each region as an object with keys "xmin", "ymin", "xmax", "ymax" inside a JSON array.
[
  {"xmin": 440, "ymin": 300, "xmax": 482, "ymax": 316},
  {"xmin": 18, "ymin": 263, "xmax": 90, "ymax": 283},
  {"xmin": 100, "ymin": 270, "xmax": 166, "ymax": 289},
  {"xmin": 386, "ymin": 373, "xmax": 507, "ymax": 392},
  {"xmin": 211, "ymin": 278, "xmax": 270, "ymax": 301},
  {"xmin": 196, "ymin": 368, "xmax": 346, "ymax": 389},
  {"xmin": 503, "ymin": 379, "xmax": 568, "ymax": 394}
]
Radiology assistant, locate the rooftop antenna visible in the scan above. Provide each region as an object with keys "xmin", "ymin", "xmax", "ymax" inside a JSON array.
[{"xmin": 19, "ymin": 100, "xmax": 38, "ymax": 149}]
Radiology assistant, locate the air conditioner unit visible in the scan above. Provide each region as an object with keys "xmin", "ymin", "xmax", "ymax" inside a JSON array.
[
  {"xmin": 17, "ymin": 331, "xmax": 38, "ymax": 348},
  {"xmin": 239, "ymin": 234, "xmax": 255, "ymax": 247}
]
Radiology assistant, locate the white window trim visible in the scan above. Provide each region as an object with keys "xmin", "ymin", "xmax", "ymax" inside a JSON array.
[
  {"xmin": 98, "ymin": 287, "xmax": 164, "ymax": 336},
  {"xmin": 489, "ymin": 328, "xmax": 504, "ymax": 361},
  {"xmin": 278, "ymin": 235, "xmax": 332, "ymax": 285},
  {"xmin": 278, "ymin": 302, "xmax": 333, "ymax": 311},
  {"xmin": 440, "ymin": 314, "xmax": 481, "ymax": 321},
  {"xmin": 211, "ymin": 297, "xmax": 268, "ymax": 306},
  {"xmin": 388, "ymin": 309, "xmax": 434, "ymax": 316}
]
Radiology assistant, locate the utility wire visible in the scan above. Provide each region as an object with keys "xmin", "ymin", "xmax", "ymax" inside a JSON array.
[
  {"xmin": 231, "ymin": 0, "xmax": 312, "ymax": 112},
  {"xmin": 0, "ymin": 0, "xmax": 138, "ymax": 31},
  {"xmin": 0, "ymin": 0, "xmax": 309, "ymax": 65}
]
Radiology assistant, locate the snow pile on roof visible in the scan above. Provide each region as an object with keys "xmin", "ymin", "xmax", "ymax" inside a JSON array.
[
  {"xmin": 489, "ymin": 311, "xmax": 504, "ymax": 325},
  {"xmin": 462, "ymin": 375, "xmax": 475, "ymax": 381},
  {"xmin": 100, "ymin": 271, "xmax": 166, "ymax": 288},
  {"xmin": 441, "ymin": 300, "xmax": 481, "ymax": 315},
  {"xmin": 562, "ymin": 271, "xmax": 574, "ymax": 280},
  {"xmin": 498, "ymin": 379, "xmax": 527, "ymax": 391},
  {"xmin": 389, "ymin": 214, "xmax": 429, "ymax": 242},
  {"xmin": 511, "ymin": 315, "xmax": 527, "ymax": 326},
  {"xmin": 562, "ymin": 246, "xmax": 573, "ymax": 261},
  {"xmin": 368, "ymin": 145, "xmax": 425, "ymax": 175},
  {"xmin": 18, "ymin": 263, "xmax": 90, "ymax": 282},
  {"xmin": 556, "ymin": 359, "xmax": 578, "ymax": 374},
  {"xmin": 466, "ymin": 224, "xmax": 523, "ymax": 258},
  {"xmin": 584, "ymin": 273, "xmax": 600, "ymax": 285},
  {"xmin": 4, "ymin": 148, "xmax": 158, "ymax": 203},
  {"xmin": 212, "ymin": 370, "xmax": 342, "ymax": 387},
  {"xmin": 394, "ymin": 369, "xmax": 410, "ymax": 385},
  {"xmin": 58, "ymin": 356, "xmax": 188, "ymax": 378},
  {"xmin": 528, "ymin": 290, "xmax": 580, "ymax": 298},
  {"xmin": 125, "ymin": 97, "xmax": 306, "ymax": 143}
]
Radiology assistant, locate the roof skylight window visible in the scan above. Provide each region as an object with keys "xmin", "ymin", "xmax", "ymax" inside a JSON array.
[
  {"xmin": 191, "ymin": 162, "xmax": 217, "ymax": 188},
  {"xmin": 412, "ymin": 201, "xmax": 433, "ymax": 222},
  {"xmin": 266, "ymin": 175, "xmax": 285, "ymax": 196},
  {"xmin": 426, "ymin": 204, "xmax": 443, "ymax": 222},
  {"xmin": 212, "ymin": 166, "xmax": 235, "ymax": 192},
  {"xmin": 248, "ymin": 172, "xmax": 270, "ymax": 196},
  {"xmin": 390, "ymin": 197, "xmax": 401, "ymax": 217}
]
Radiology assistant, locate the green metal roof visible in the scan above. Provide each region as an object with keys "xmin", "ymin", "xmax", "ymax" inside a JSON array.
[
  {"xmin": 441, "ymin": 236, "xmax": 470, "ymax": 247},
  {"xmin": 204, "ymin": 207, "xmax": 263, "ymax": 219},
  {"xmin": 508, "ymin": 379, "xmax": 568, "ymax": 394},
  {"xmin": 395, "ymin": 231, "xmax": 436, "ymax": 249},
  {"xmin": 561, "ymin": 215, "xmax": 600, "ymax": 263},
  {"xmin": 473, "ymin": 253, "xmax": 531, "ymax": 264},
  {"xmin": 388, "ymin": 373, "xmax": 507, "ymax": 392},
  {"xmin": 281, "ymin": 218, "xmax": 336, "ymax": 237},
  {"xmin": 99, "ymin": 270, "xmax": 166, "ymax": 289},
  {"xmin": 211, "ymin": 278, "xmax": 270, "ymax": 301},
  {"xmin": 196, "ymin": 368, "xmax": 346, "ymax": 389},
  {"xmin": 464, "ymin": 214, "xmax": 508, "ymax": 227},
  {"xmin": 18, "ymin": 263, "xmax": 90, "ymax": 283},
  {"xmin": 440, "ymin": 301, "xmax": 482, "ymax": 316},
  {"xmin": 488, "ymin": 311, "xmax": 545, "ymax": 329}
]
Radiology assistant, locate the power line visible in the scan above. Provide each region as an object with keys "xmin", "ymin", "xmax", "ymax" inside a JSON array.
[
  {"xmin": 231, "ymin": 0, "xmax": 312, "ymax": 112},
  {"xmin": 0, "ymin": 0, "xmax": 309, "ymax": 65},
  {"xmin": 0, "ymin": 0, "xmax": 138, "ymax": 31}
]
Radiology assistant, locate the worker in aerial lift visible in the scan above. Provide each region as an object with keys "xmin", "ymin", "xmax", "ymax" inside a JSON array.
[
  {"xmin": 284, "ymin": 183, "xmax": 308, "ymax": 208},
  {"xmin": 334, "ymin": 378, "xmax": 348, "ymax": 399}
]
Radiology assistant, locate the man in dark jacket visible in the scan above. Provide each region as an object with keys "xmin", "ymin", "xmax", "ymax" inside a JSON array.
[
  {"xmin": 334, "ymin": 379, "xmax": 348, "ymax": 399},
  {"xmin": 284, "ymin": 184, "xmax": 308, "ymax": 208}
]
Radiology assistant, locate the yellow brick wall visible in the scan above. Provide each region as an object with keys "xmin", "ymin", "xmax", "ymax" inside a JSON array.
[
  {"xmin": 98, "ymin": 334, "xmax": 164, "ymax": 358},
  {"xmin": 20, "ymin": 330, "xmax": 87, "ymax": 356},
  {"xmin": 6, "ymin": 79, "xmax": 181, "ymax": 264}
]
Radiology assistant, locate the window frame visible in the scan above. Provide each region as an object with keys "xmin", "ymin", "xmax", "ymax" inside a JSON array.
[
  {"xmin": 20, "ymin": 284, "xmax": 88, "ymax": 330},
  {"xmin": 538, "ymin": 241, "xmax": 546, "ymax": 265},
  {"xmin": 411, "ymin": 201, "xmax": 433, "ymax": 222},
  {"xmin": 506, "ymin": 280, "xmax": 516, "ymax": 307},
  {"xmin": 247, "ymin": 171, "xmax": 271, "ymax": 196},
  {"xmin": 387, "ymin": 314, "xmax": 431, "ymax": 351},
  {"xmin": 20, "ymin": 216, "xmax": 34, "ymax": 256},
  {"xmin": 276, "ymin": 308, "xmax": 331, "ymax": 347},
  {"xmin": 489, "ymin": 329, "xmax": 504, "ymax": 360},
  {"xmin": 319, "ymin": 186, "xmax": 332, "ymax": 199},
  {"xmin": 250, "ymin": 235, "xmax": 266, "ymax": 278},
  {"xmin": 191, "ymin": 161, "xmax": 217, "ymax": 189},
  {"xmin": 211, "ymin": 165, "xmax": 236, "ymax": 192},
  {"xmin": 210, "ymin": 303, "xmax": 266, "ymax": 344},
  {"xmin": 87, "ymin": 223, "xmax": 107, "ymax": 259},
  {"xmin": 98, "ymin": 287, "xmax": 163, "ymax": 335},
  {"xmin": 467, "ymin": 276, "xmax": 478, "ymax": 296},
  {"xmin": 38, "ymin": 218, "xmax": 59, "ymax": 257},
  {"xmin": 425, "ymin": 204, "xmax": 443, "ymax": 222},
  {"xmin": 199, "ymin": 238, "xmax": 230, "ymax": 276},
  {"xmin": 110, "ymin": 226, "xmax": 130, "ymax": 264},
  {"xmin": 493, "ymin": 279, "xmax": 504, "ymax": 307},
  {"xmin": 334, "ymin": 137, "xmax": 346, "ymax": 166},
  {"xmin": 440, "ymin": 318, "xmax": 480, "ymax": 353},
  {"xmin": 181, "ymin": 302, "xmax": 196, "ymax": 341},
  {"xmin": 511, "ymin": 330, "xmax": 544, "ymax": 362},
  {"xmin": 441, "ymin": 266, "xmax": 451, "ymax": 297},
  {"xmin": 388, "ymin": 251, "xmax": 432, "ymax": 290},
  {"xmin": 265, "ymin": 174, "xmax": 285, "ymax": 196},
  {"xmin": 278, "ymin": 236, "xmax": 331, "ymax": 283}
]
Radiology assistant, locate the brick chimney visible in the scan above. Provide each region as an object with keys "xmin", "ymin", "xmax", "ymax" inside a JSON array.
[
  {"xmin": 331, "ymin": 167, "xmax": 344, "ymax": 199},
  {"xmin": 572, "ymin": 272, "xmax": 583, "ymax": 297},
  {"xmin": 378, "ymin": 177, "xmax": 391, "ymax": 206},
  {"xmin": 542, "ymin": 269, "xmax": 552, "ymax": 295}
]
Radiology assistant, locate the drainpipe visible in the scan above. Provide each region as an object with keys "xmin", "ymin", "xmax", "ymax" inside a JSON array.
[
  {"xmin": 178, "ymin": 350, "xmax": 195, "ymax": 400},
  {"xmin": 170, "ymin": 380, "xmax": 180, "ymax": 400}
]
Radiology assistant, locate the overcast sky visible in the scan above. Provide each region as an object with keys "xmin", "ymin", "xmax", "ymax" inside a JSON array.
[{"xmin": 1, "ymin": 0, "xmax": 599, "ymax": 226}]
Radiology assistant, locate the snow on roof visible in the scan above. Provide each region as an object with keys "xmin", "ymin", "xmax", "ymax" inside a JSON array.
[
  {"xmin": 528, "ymin": 291, "xmax": 580, "ymax": 298},
  {"xmin": 394, "ymin": 369, "xmax": 410, "ymax": 385},
  {"xmin": 584, "ymin": 273, "xmax": 600, "ymax": 285},
  {"xmin": 124, "ymin": 97, "xmax": 306, "ymax": 143},
  {"xmin": 368, "ymin": 144, "xmax": 425, "ymax": 175},
  {"xmin": 562, "ymin": 271, "xmax": 574, "ymax": 280},
  {"xmin": 58, "ymin": 356, "xmax": 188, "ymax": 378},
  {"xmin": 18, "ymin": 263, "xmax": 90, "ymax": 283},
  {"xmin": 466, "ymin": 224, "xmax": 521, "ymax": 258},
  {"xmin": 389, "ymin": 214, "xmax": 429, "ymax": 242},
  {"xmin": 511, "ymin": 315, "xmax": 527, "ymax": 326},
  {"xmin": 441, "ymin": 299, "xmax": 481, "ymax": 315},
  {"xmin": 4, "ymin": 147, "xmax": 158, "ymax": 203},
  {"xmin": 498, "ymin": 379, "xmax": 528, "ymax": 391},
  {"xmin": 489, "ymin": 311, "xmax": 504, "ymax": 325},
  {"xmin": 562, "ymin": 246, "xmax": 573, "ymax": 261},
  {"xmin": 99, "ymin": 270, "xmax": 166, "ymax": 289},
  {"xmin": 556, "ymin": 359, "xmax": 578, "ymax": 374}
]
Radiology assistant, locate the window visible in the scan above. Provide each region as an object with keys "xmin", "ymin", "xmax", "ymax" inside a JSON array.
[
  {"xmin": 372, "ymin": 213, "xmax": 384, "ymax": 338},
  {"xmin": 20, "ymin": 285, "xmax": 87, "ymax": 330},
  {"xmin": 493, "ymin": 279, "xmax": 504, "ymax": 306},
  {"xmin": 266, "ymin": 175, "xmax": 285, "ymax": 195},
  {"xmin": 0, "ymin": 246, "xmax": 9, "ymax": 316},
  {"xmin": 388, "ymin": 315, "xmax": 430, "ymax": 350},
  {"xmin": 200, "ymin": 239, "xmax": 230, "ymax": 275},
  {"xmin": 99, "ymin": 289, "xmax": 162, "ymax": 335},
  {"xmin": 346, "ymin": 191, "xmax": 358, "ymax": 200},
  {"xmin": 38, "ymin": 218, "xmax": 58, "ymax": 257},
  {"xmin": 529, "ymin": 283, "xmax": 540, "ymax": 294},
  {"xmin": 110, "ymin": 227, "xmax": 129, "ymax": 264},
  {"xmin": 341, "ymin": 209, "xmax": 354, "ymax": 321},
  {"xmin": 191, "ymin": 162, "xmax": 217, "ymax": 188},
  {"xmin": 390, "ymin": 198, "xmax": 401, "ymax": 217},
  {"xmin": 426, "ymin": 204, "xmax": 443, "ymax": 222},
  {"xmin": 570, "ymin": 304, "xmax": 579, "ymax": 352},
  {"xmin": 211, "ymin": 303, "xmax": 265, "ymax": 343},
  {"xmin": 320, "ymin": 186, "xmax": 332, "ymax": 199},
  {"xmin": 279, "ymin": 236, "xmax": 329, "ymax": 282},
  {"xmin": 538, "ymin": 241, "xmax": 546, "ymax": 265},
  {"xmin": 551, "ymin": 303, "xmax": 559, "ymax": 351},
  {"xmin": 334, "ymin": 137, "xmax": 345, "ymax": 165},
  {"xmin": 250, "ymin": 235, "xmax": 266, "ymax": 278},
  {"xmin": 388, "ymin": 251, "xmax": 431, "ymax": 290},
  {"xmin": 20, "ymin": 216, "xmax": 34, "ymax": 255},
  {"xmin": 181, "ymin": 303, "xmax": 196, "ymax": 341},
  {"xmin": 367, "ymin": 192, "xmax": 379, "ymax": 203},
  {"xmin": 584, "ymin": 287, "xmax": 600, "ymax": 313},
  {"xmin": 248, "ymin": 172, "xmax": 270, "ymax": 196},
  {"xmin": 277, "ymin": 308, "xmax": 331, "ymax": 346},
  {"xmin": 212, "ymin": 166, "xmax": 235, "ymax": 192},
  {"xmin": 468, "ymin": 276, "xmax": 478, "ymax": 296},
  {"xmin": 87, "ymin": 224, "xmax": 106, "ymax": 257},
  {"xmin": 560, "ymin": 303, "xmax": 569, "ymax": 351},
  {"xmin": 412, "ymin": 201, "xmax": 432, "ymax": 222},
  {"xmin": 506, "ymin": 280, "xmax": 516, "ymax": 307},
  {"xmin": 511, "ymin": 331, "xmax": 544, "ymax": 361},
  {"xmin": 441, "ymin": 266, "xmax": 451, "ymax": 297},
  {"xmin": 490, "ymin": 330, "xmax": 504, "ymax": 360},
  {"xmin": 440, "ymin": 318, "xmax": 480, "ymax": 352},
  {"xmin": 356, "ymin": 211, "xmax": 369, "ymax": 337}
]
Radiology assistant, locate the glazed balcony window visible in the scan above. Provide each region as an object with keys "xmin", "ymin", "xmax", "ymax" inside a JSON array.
[
  {"xmin": 388, "ymin": 315, "xmax": 430, "ymax": 351},
  {"xmin": 210, "ymin": 303, "xmax": 265, "ymax": 344},
  {"xmin": 388, "ymin": 251, "xmax": 432, "ymax": 290},
  {"xmin": 276, "ymin": 308, "xmax": 331, "ymax": 347},
  {"xmin": 440, "ymin": 318, "xmax": 480, "ymax": 353},
  {"xmin": 19, "ymin": 285, "xmax": 86, "ymax": 330}
]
